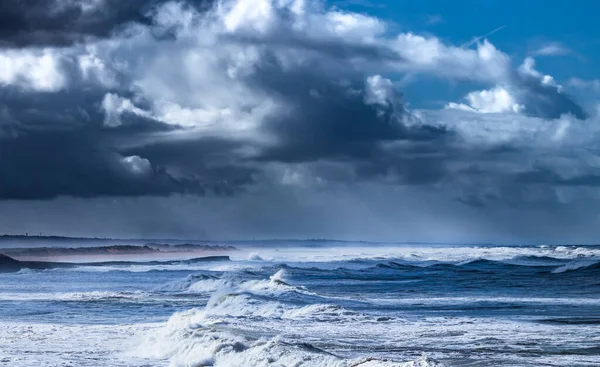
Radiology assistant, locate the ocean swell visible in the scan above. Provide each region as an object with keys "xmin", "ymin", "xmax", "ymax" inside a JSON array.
[
  {"xmin": 136, "ymin": 269, "xmax": 440, "ymax": 366},
  {"xmin": 552, "ymin": 259, "xmax": 600, "ymax": 274},
  {"xmin": 135, "ymin": 307, "xmax": 442, "ymax": 367}
]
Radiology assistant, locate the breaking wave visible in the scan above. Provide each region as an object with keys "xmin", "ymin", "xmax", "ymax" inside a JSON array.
[
  {"xmin": 158, "ymin": 267, "xmax": 313, "ymax": 297},
  {"xmin": 136, "ymin": 268, "xmax": 438, "ymax": 366},
  {"xmin": 127, "ymin": 245, "xmax": 600, "ymax": 366},
  {"xmin": 7, "ymin": 243, "xmax": 600, "ymax": 366},
  {"xmin": 135, "ymin": 301, "xmax": 442, "ymax": 367},
  {"xmin": 552, "ymin": 259, "xmax": 600, "ymax": 273}
]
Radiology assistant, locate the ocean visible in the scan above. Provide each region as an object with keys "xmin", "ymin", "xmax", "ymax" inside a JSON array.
[{"xmin": 1, "ymin": 243, "xmax": 599, "ymax": 366}]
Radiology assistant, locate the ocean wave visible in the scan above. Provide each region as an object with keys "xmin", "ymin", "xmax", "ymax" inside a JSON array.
[
  {"xmin": 373, "ymin": 262, "xmax": 421, "ymax": 271},
  {"xmin": 503, "ymin": 255, "xmax": 568, "ymax": 267},
  {"xmin": 204, "ymin": 292, "xmax": 358, "ymax": 321},
  {"xmin": 168, "ymin": 268, "xmax": 312, "ymax": 297},
  {"xmin": 0, "ymin": 290, "xmax": 146, "ymax": 302},
  {"xmin": 247, "ymin": 252, "xmax": 265, "ymax": 261},
  {"xmin": 154, "ymin": 272, "xmax": 221, "ymax": 292},
  {"xmin": 366, "ymin": 296, "xmax": 600, "ymax": 307},
  {"xmin": 184, "ymin": 269, "xmax": 357, "ymax": 322},
  {"xmin": 134, "ymin": 308, "xmax": 443, "ymax": 367},
  {"xmin": 133, "ymin": 269, "xmax": 422, "ymax": 366},
  {"xmin": 275, "ymin": 253, "xmax": 599, "ymax": 275},
  {"xmin": 552, "ymin": 259, "xmax": 600, "ymax": 273},
  {"xmin": 370, "ymin": 256, "xmax": 598, "ymax": 275},
  {"xmin": 247, "ymin": 245, "xmax": 600, "ymax": 264},
  {"xmin": 13, "ymin": 268, "xmax": 43, "ymax": 275},
  {"xmin": 454, "ymin": 258, "xmax": 548, "ymax": 270}
]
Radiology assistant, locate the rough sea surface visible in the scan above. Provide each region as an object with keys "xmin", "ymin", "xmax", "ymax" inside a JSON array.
[{"xmin": 1, "ymin": 243, "xmax": 600, "ymax": 366}]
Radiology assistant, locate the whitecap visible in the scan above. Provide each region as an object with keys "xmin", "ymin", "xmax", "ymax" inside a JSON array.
[
  {"xmin": 133, "ymin": 308, "xmax": 442, "ymax": 367},
  {"xmin": 247, "ymin": 252, "xmax": 264, "ymax": 261}
]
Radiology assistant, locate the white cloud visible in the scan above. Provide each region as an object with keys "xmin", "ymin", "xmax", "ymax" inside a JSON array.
[
  {"xmin": 1, "ymin": 0, "xmax": 591, "ymax": 201},
  {"xmin": 100, "ymin": 93, "xmax": 148, "ymax": 127},
  {"xmin": 391, "ymin": 35, "xmax": 510, "ymax": 83},
  {"xmin": 568, "ymin": 78, "xmax": 600, "ymax": 91},
  {"xmin": 9, "ymin": 0, "xmax": 519, "ymax": 138},
  {"xmin": 518, "ymin": 57, "xmax": 558, "ymax": 87},
  {"xmin": 2, "ymin": 0, "xmax": 600, "ymax": 240},
  {"xmin": 324, "ymin": 11, "xmax": 386, "ymax": 39},
  {"xmin": 0, "ymin": 49, "xmax": 67, "ymax": 92},
  {"xmin": 423, "ymin": 107, "xmax": 598, "ymax": 150},
  {"xmin": 364, "ymin": 75, "xmax": 394, "ymax": 106},
  {"xmin": 221, "ymin": 0, "xmax": 278, "ymax": 34},
  {"xmin": 532, "ymin": 43, "xmax": 570, "ymax": 56},
  {"xmin": 447, "ymin": 86, "xmax": 524, "ymax": 114},
  {"xmin": 518, "ymin": 57, "xmax": 562, "ymax": 89},
  {"xmin": 425, "ymin": 14, "xmax": 444, "ymax": 25},
  {"xmin": 121, "ymin": 155, "xmax": 152, "ymax": 176},
  {"xmin": 90, "ymin": 0, "xmax": 517, "ymax": 145},
  {"xmin": 1, "ymin": 0, "xmax": 580, "ymax": 131},
  {"xmin": 77, "ymin": 45, "xmax": 119, "ymax": 88},
  {"xmin": 444, "ymin": 56, "xmax": 581, "ymax": 120}
]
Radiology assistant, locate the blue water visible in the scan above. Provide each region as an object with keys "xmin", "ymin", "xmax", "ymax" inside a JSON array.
[{"xmin": 1, "ymin": 244, "xmax": 599, "ymax": 366}]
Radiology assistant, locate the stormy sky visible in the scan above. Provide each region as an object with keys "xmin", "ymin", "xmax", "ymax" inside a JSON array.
[{"xmin": 1, "ymin": 0, "xmax": 600, "ymax": 243}]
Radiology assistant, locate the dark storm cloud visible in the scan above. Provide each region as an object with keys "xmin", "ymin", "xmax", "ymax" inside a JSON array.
[
  {"xmin": 0, "ymin": 64, "xmax": 452, "ymax": 200},
  {"xmin": 0, "ymin": 0, "xmax": 212, "ymax": 47},
  {"xmin": 515, "ymin": 166, "xmax": 600, "ymax": 187},
  {"xmin": 513, "ymin": 73, "xmax": 588, "ymax": 120},
  {"xmin": 2, "ymin": 44, "xmax": 580, "ymax": 200},
  {"xmin": 243, "ymin": 48, "xmax": 412, "ymax": 147},
  {"xmin": 222, "ymin": 33, "xmax": 404, "ymax": 63},
  {"xmin": 0, "ymin": 0, "xmax": 458, "ymax": 200},
  {"xmin": 0, "ymin": 86, "xmax": 253, "ymax": 199},
  {"xmin": 456, "ymin": 183, "xmax": 567, "ymax": 210},
  {"xmin": 0, "ymin": 86, "xmax": 171, "ymax": 135},
  {"xmin": 0, "ymin": 130, "xmax": 195, "ymax": 199},
  {"xmin": 239, "ymin": 58, "xmax": 453, "ymax": 185},
  {"xmin": 451, "ymin": 149, "xmax": 600, "ymax": 209},
  {"xmin": 121, "ymin": 136, "xmax": 258, "ymax": 196},
  {"xmin": 0, "ymin": 124, "xmax": 256, "ymax": 200},
  {"xmin": 0, "ymin": 0, "xmax": 595, "ymax": 206}
]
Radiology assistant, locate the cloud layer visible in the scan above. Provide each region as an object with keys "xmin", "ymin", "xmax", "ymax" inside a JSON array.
[{"xmin": 0, "ymin": 0, "xmax": 598, "ymax": 240}]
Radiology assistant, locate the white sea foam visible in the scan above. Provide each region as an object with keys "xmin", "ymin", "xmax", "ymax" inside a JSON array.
[
  {"xmin": 0, "ymin": 322, "xmax": 159, "ymax": 367},
  {"xmin": 354, "ymin": 356, "xmax": 445, "ymax": 367},
  {"xmin": 134, "ymin": 307, "xmax": 441, "ymax": 367},
  {"xmin": 247, "ymin": 252, "xmax": 265, "ymax": 261},
  {"xmin": 204, "ymin": 292, "xmax": 357, "ymax": 321},
  {"xmin": 234, "ymin": 245, "xmax": 600, "ymax": 265},
  {"xmin": 17, "ymin": 244, "xmax": 600, "ymax": 274},
  {"xmin": 0, "ymin": 290, "xmax": 146, "ymax": 302},
  {"xmin": 132, "ymin": 267, "xmax": 600, "ymax": 366},
  {"xmin": 13, "ymin": 268, "xmax": 40, "ymax": 275},
  {"xmin": 178, "ymin": 268, "xmax": 311, "ymax": 297},
  {"xmin": 186, "ymin": 276, "xmax": 289, "ymax": 295},
  {"xmin": 132, "ymin": 270, "xmax": 416, "ymax": 366},
  {"xmin": 183, "ymin": 269, "xmax": 354, "ymax": 322},
  {"xmin": 5, "ymin": 244, "xmax": 600, "ymax": 367},
  {"xmin": 154, "ymin": 273, "xmax": 220, "ymax": 292}
]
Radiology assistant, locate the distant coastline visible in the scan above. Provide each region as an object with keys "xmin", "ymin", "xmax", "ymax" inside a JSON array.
[
  {"xmin": 2, "ymin": 234, "xmax": 595, "ymax": 248},
  {"xmin": 0, "ymin": 234, "xmax": 473, "ymax": 246},
  {"xmin": 1, "ymin": 243, "xmax": 238, "ymax": 258}
]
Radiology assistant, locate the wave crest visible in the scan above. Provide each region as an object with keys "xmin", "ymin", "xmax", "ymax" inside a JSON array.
[
  {"xmin": 135, "ymin": 307, "xmax": 442, "ymax": 367},
  {"xmin": 552, "ymin": 259, "xmax": 600, "ymax": 273}
]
